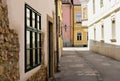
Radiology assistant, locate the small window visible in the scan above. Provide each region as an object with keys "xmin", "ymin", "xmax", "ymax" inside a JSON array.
[
  {"xmin": 112, "ymin": 20, "xmax": 116, "ymax": 39},
  {"xmin": 94, "ymin": 28, "xmax": 96, "ymax": 40},
  {"xmin": 76, "ymin": 12, "xmax": 82, "ymax": 23},
  {"xmin": 25, "ymin": 4, "xmax": 42, "ymax": 72},
  {"xmin": 82, "ymin": 7, "xmax": 88, "ymax": 20},
  {"xmin": 100, "ymin": 0, "xmax": 104, "ymax": 8},
  {"xmin": 93, "ymin": 0, "xmax": 95, "ymax": 14},
  {"xmin": 77, "ymin": 32, "xmax": 82, "ymax": 41},
  {"xmin": 101, "ymin": 25, "xmax": 104, "ymax": 40}
]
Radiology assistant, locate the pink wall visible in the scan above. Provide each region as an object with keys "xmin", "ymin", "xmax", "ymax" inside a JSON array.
[{"xmin": 62, "ymin": 5, "xmax": 71, "ymax": 40}]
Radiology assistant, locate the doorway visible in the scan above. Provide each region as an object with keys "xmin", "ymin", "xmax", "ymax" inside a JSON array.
[{"xmin": 48, "ymin": 21, "xmax": 54, "ymax": 78}]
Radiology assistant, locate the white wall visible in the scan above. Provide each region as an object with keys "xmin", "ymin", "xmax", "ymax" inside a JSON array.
[
  {"xmin": 7, "ymin": 0, "xmax": 56, "ymax": 81},
  {"xmin": 88, "ymin": 0, "xmax": 120, "ymax": 26},
  {"xmin": 88, "ymin": 0, "xmax": 120, "ymax": 45},
  {"xmin": 89, "ymin": 12, "xmax": 120, "ymax": 45}
]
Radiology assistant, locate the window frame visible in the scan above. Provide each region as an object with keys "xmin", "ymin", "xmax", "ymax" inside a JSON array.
[
  {"xmin": 76, "ymin": 12, "xmax": 82, "ymax": 23},
  {"xmin": 93, "ymin": 0, "xmax": 95, "ymax": 14},
  {"xmin": 111, "ymin": 20, "xmax": 116, "ymax": 39},
  {"xmin": 94, "ymin": 28, "xmax": 96, "ymax": 41},
  {"xmin": 100, "ymin": 0, "xmax": 104, "ymax": 8},
  {"xmin": 77, "ymin": 32, "xmax": 82, "ymax": 41},
  {"xmin": 101, "ymin": 25, "xmax": 104, "ymax": 40},
  {"xmin": 25, "ymin": 4, "xmax": 42, "ymax": 72}
]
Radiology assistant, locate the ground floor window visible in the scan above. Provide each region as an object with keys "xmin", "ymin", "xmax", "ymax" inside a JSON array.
[
  {"xmin": 25, "ymin": 4, "xmax": 42, "ymax": 72},
  {"xmin": 77, "ymin": 32, "xmax": 82, "ymax": 41}
]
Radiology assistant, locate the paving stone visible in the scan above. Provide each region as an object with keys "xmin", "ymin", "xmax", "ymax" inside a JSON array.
[{"xmin": 52, "ymin": 50, "xmax": 120, "ymax": 81}]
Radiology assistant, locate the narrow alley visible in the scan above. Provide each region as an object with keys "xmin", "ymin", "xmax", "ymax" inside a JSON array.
[
  {"xmin": 52, "ymin": 48, "xmax": 120, "ymax": 81},
  {"xmin": 1, "ymin": 0, "xmax": 120, "ymax": 81}
]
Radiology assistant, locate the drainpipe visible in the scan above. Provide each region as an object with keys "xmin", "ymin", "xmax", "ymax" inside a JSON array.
[
  {"xmin": 72, "ymin": 0, "xmax": 74, "ymax": 47},
  {"xmin": 55, "ymin": 0, "xmax": 59, "ymax": 72}
]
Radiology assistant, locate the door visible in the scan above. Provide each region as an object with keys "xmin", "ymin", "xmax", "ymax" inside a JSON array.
[{"xmin": 48, "ymin": 21, "xmax": 54, "ymax": 78}]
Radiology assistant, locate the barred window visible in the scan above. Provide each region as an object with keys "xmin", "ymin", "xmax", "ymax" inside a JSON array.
[
  {"xmin": 25, "ymin": 4, "xmax": 42, "ymax": 72},
  {"xmin": 77, "ymin": 32, "xmax": 82, "ymax": 41}
]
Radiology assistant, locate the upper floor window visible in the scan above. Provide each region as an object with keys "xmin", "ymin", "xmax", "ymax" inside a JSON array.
[
  {"xmin": 25, "ymin": 4, "xmax": 42, "ymax": 72},
  {"xmin": 100, "ymin": 0, "xmax": 104, "ymax": 8},
  {"xmin": 93, "ymin": 0, "xmax": 95, "ymax": 14},
  {"xmin": 76, "ymin": 12, "xmax": 82, "ymax": 23},
  {"xmin": 62, "ymin": 0, "xmax": 70, "ymax": 3},
  {"xmin": 77, "ymin": 32, "xmax": 82, "ymax": 41},
  {"xmin": 82, "ymin": 6, "xmax": 88, "ymax": 20}
]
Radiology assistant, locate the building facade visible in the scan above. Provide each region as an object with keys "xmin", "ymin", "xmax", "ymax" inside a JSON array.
[
  {"xmin": 88, "ymin": 0, "xmax": 120, "ymax": 60},
  {"xmin": 0, "ymin": 0, "xmax": 59, "ymax": 81},
  {"xmin": 62, "ymin": 0, "xmax": 73, "ymax": 47},
  {"xmin": 57, "ymin": 0, "xmax": 63, "ymax": 63},
  {"xmin": 73, "ymin": 0, "xmax": 88, "ymax": 47}
]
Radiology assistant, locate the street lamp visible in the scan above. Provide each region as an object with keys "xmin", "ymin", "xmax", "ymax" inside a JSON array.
[{"xmin": 64, "ymin": 24, "xmax": 67, "ymax": 32}]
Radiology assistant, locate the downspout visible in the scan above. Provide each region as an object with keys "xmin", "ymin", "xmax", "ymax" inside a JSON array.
[
  {"xmin": 72, "ymin": 1, "xmax": 74, "ymax": 46},
  {"xmin": 55, "ymin": 0, "xmax": 59, "ymax": 72}
]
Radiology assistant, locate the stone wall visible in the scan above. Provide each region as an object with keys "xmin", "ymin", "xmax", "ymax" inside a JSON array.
[
  {"xmin": 0, "ymin": 0, "xmax": 20, "ymax": 81},
  {"xmin": 26, "ymin": 65, "xmax": 47, "ymax": 81},
  {"xmin": 26, "ymin": 33, "xmax": 47, "ymax": 81},
  {"xmin": 90, "ymin": 40, "xmax": 120, "ymax": 61}
]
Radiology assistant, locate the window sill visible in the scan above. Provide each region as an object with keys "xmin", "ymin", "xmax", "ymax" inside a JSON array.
[
  {"xmin": 100, "ymin": 40, "xmax": 104, "ymax": 43},
  {"xmin": 25, "ymin": 63, "xmax": 41, "ymax": 72},
  {"xmin": 76, "ymin": 22, "xmax": 82, "ymax": 23},
  {"xmin": 77, "ymin": 40, "xmax": 82, "ymax": 41},
  {"xmin": 110, "ymin": 39, "xmax": 116, "ymax": 42}
]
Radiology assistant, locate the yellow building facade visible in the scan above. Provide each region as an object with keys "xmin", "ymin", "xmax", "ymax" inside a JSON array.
[
  {"xmin": 73, "ymin": 5, "xmax": 88, "ymax": 47},
  {"xmin": 57, "ymin": 0, "xmax": 63, "ymax": 58}
]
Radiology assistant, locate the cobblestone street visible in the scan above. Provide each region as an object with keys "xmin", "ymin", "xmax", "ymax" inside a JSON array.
[{"xmin": 52, "ymin": 48, "xmax": 120, "ymax": 81}]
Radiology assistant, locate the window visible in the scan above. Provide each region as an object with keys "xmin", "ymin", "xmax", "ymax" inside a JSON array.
[
  {"xmin": 76, "ymin": 12, "xmax": 82, "ymax": 23},
  {"xmin": 100, "ymin": 0, "xmax": 104, "ymax": 8},
  {"xmin": 93, "ymin": 0, "xmax": 95, "ymax": 14},
  {"xmin": 94, "ymin": 28, "xmax": 96, "ymax": 40},
  {"xmin": 77, "ymin": 32, "xmax": 82, "ymax": 41},
  {"xmin": 25, "ymin": 4, "xmax": 42, "ymax": 72},
  {"xmin": 112, "ymin": 20, "xmax": 116, "ymax": 39},
  {"xmin": 82, "ymin": 6, "xmax": 88, "ymax": 20},
  {"xmin": 101, "ymin": 25, "xmax": 104, "ymax": 40}
]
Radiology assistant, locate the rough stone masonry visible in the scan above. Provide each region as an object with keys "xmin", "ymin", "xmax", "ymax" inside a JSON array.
[
  {"xmin": 26, "ymin": 32, "xmax": 47, "ymax": 81},
  {"xmin": 0, "ymin": 0, "xmax": 20, "ymax": 81}
]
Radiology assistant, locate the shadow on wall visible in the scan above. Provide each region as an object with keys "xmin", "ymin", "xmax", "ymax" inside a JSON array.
[{"xmin": 90, "ymin": 40, "xmax": 120, "ymax": 61}]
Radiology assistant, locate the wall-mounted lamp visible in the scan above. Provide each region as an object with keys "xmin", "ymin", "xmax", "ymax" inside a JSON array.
[{"xmin": 64, "ymin": 24, "xmax": 67, "ymax": 32}]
